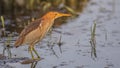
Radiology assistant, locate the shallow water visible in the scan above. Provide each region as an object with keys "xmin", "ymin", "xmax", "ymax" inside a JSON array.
[{"xmin": 0, "ymin": 0, "xmax": 120, "ymax": 68}]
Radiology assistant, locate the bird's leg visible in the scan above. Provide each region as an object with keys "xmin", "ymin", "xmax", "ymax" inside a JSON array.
[
  {"xmin": 29, "ymin": 46, "xmax": 34, "ymax": 59},
  {"xmin": 33, "ymin": 47, "xmax": 40, "ymax": 59}
]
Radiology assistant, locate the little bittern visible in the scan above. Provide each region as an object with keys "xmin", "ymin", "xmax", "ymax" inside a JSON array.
[{"xmin": 14, "ymin": 11, "xmax": 71, "ymax": 59}]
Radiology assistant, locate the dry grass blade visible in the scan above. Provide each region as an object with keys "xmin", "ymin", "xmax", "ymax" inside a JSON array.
[
  {"xmin": 3, "ymin": 34, "xmax": 12, "ymax": 58},
  {"xmin": 1, "ymin": 16, "xmax": 12, "ymax": 58},
  {"xmin": 0, "ymin": 16, "xmax": 5, "ymax": 36},
  {"xmin": 64, "ymin": 6, "xmax": 78, "ymax": 15},
  {"xmin": 1, "ymin": 16, "xmax": 5, "ymax": 28},
  {"xmin": 90, "ymin": 20, "xmax": 97, "ymax": 59}
]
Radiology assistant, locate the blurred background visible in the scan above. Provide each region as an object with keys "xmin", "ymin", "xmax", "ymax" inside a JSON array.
[{"xmin": 0, "ymin": 0, "xmax": 88, "ymax": 35}]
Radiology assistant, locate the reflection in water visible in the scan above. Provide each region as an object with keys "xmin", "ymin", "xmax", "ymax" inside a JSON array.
[{"xmin": 30, "ymin": 61, "xmax": 38, "ymax": 68}]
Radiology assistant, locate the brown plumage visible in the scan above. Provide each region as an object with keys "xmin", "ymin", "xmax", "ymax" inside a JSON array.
[
  {"xmin": 14, "ymin": 19, "xmax": 42, "ymax": 47},
  {"xmin": 14, "ymin": 11, "xmax": 71, "ymax": 59}
]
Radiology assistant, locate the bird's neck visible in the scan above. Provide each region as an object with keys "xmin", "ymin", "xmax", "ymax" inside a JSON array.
[
  {"xmin": 41, "ymin": 17, "xmax": 55, "ymax": 30},
  {"xmin": 42, "ymin": 14, "xmax": 56, "ymax": 22}
]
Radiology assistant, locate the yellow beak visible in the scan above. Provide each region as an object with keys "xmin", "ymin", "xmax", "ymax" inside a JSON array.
[{"xmin": 59, "ymin": 13, "xmax": 71, "ymax": 17}]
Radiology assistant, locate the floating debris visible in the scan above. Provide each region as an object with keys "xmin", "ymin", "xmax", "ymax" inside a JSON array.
[{"xmin": 20, "ymin": 58, "xmax": 43, "ymax": 64}]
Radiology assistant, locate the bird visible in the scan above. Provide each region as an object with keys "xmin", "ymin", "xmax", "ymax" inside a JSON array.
[{"xmin": 14, "ymin": 11, "xmax": 71, "ymax": 59}]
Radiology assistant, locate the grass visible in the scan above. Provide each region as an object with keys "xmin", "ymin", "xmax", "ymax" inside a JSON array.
[
  {"xmin": 0, "ymin": 16, "xmax": 12, "ymax": 58},
  {"xmin": 90, "ymin": 20, "xmax": 97, "ymax": 59},
  {"xmin": 1, "ymin": 16, "xmax": 5, "ymax": 28},
  {"xmin": 0, "ymin": 16, "xmax": 5, "ymax": 36},
  {"xmin": 3, "ymin": 34, "xmax": 12, "ymax": 58}
]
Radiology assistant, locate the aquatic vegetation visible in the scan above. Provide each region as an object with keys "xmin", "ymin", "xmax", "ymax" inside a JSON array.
[
  {"xmin": 0, "ymin": 16, "xmax": 5, "ymax": 36},
  {"xmin": 0, "ymin": 16, "xmax": 12, "ymax": 58},
  {"xmin": 90, "ymin": 20, "xmax": 97, "ymax": 59},
  {"xmin": 3, "ymin": 34, "xmax": 12, "ymax": 58}
]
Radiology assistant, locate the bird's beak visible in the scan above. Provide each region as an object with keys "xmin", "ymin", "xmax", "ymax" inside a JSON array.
[{"xmin": 59, "ymin": 13, "xmax": 71, "ymax": 17}]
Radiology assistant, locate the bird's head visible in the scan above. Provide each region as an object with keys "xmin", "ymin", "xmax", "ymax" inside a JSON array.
[{"xmin": 42, "ymin": 11, "xmax": 71, "ymax": 20}]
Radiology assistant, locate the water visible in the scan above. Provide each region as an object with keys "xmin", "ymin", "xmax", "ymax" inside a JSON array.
[{"xmin": 0, "ymin": 0, "xmax": 120, "ymax": 68}]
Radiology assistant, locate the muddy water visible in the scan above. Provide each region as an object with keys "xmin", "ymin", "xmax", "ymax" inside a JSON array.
[{"xmin": 0, "ymin": 0, "xmax": 120, "ymax": 68}]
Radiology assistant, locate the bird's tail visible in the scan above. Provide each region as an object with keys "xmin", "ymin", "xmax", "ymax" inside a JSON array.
[{"xmin": 14, "ymin": 37, "xmax": 24, "ymax": 48}]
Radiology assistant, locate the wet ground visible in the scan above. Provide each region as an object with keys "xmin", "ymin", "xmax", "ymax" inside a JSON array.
[{"xmin": 0, "ymin": 0, "xmax": 120, "ymax": 68}]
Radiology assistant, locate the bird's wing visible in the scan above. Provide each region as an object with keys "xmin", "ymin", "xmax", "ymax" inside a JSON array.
[
  {"xmin": 14, "ymin": 18, "xmax": 43, "ymax": 47},
  {"xmin": 20, "ymin": 19, "xmax": 42, "ymax": 37}
]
